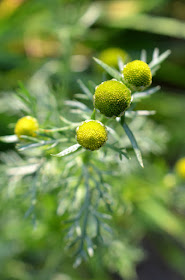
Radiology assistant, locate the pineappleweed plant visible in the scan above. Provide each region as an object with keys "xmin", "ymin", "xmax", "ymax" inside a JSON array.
[{"xmin": 1, "ymin": 48, "xmax": 171, "ymax": 266}]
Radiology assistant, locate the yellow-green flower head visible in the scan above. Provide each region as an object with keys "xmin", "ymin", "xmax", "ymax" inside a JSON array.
[
  {"xmin": 94, "ymin": 80, "xmax": 131, "ymax": 118},
  {"xmin": 175, "ymin": 157, "xmax": 185, "ymax": 180},
  {"xmin": 15, "ymin": 116, "xmax": 39, "ymax": 139},
  {"xmin": 123, "ymin": 60, "xmax": 152, "ymax": 91},
  {"xmin": 99, "ymin": 48, "xmax": 129, "ymax": 69},
  {"xmin": 76, "ymin": 120, "xmax": 107, "ymax": 151}
]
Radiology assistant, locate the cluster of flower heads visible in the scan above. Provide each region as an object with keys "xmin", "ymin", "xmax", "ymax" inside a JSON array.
[
  {"xmin": 76, "ymin": 59, "xmax": 152, "ymax": 151},
  {"xmin": 15, "ymin": 58, "xmax": 152, "ymax": 151}
]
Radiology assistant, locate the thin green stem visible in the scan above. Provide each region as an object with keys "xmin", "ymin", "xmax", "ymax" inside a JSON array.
[{"xmin": 91, "ymin": 109, "xmax": 96, "ymax": 120}]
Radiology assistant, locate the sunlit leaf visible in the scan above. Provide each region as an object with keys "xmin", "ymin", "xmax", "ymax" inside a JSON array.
[
  {"xmin": 118, "ymin": 57, "xmax": 124, "ymax": 72},
  {"xmin": 52, "ymin": 144, "xmax": 82, "ymax": 157},
  {"xmin": 65, "ymin": 100, "xmax": 91, "ymax": 112},
  {"xmin": 152, "ymin": 48, "xmax": 159, "ymax": 61},
  {"xmin": 105, "ymin": 143, "xmax": 129, "ymax": 159},
  {"xmin": 132, "ymin": 86, "xmax": 160, "ymax": 101},
  {"xmin": 0, "ymin": 135, "xmax": 18, "ymax": 143},
  {"xmin": 140, "ymin": 49, "xmax": 147, "ymax": 62},
  {"xmin": 77, "ymin": 79, "xmax": 93, "ymax": 99},
  {"xmin": 106, "ymin": 126, "xmax": 120, "ymax": 142},
  {"xmin": 123, "ymin": 122, "xmax": 144, "ymax": 168},
  {"xmin": 17, "ymin": 140, "xmax": 56, "ymax": 151},
  {"xmin": 74, "ymin": 93, "xmax": 90, "ymax": 100},
  {"xmin": 86, "ymin": 236, "xmax": 94, "ymax": 257},
  {"xmin": 20, "ymin": 135, "xmax": 41, "ymax": 142},
  {"xmin": 149, "ymin": 50, "xmax": 171, "ymax": 70},
  {"xmin": 93, "ymin": 57, "xmax": 122, "ymax": 81},
  {"xmin": 125, "ymin": 110, "xmax": 156, "ymax": 118},
  {"xmin": 7, "ymin": 163, "xmax": 40, "ymax": 176}
]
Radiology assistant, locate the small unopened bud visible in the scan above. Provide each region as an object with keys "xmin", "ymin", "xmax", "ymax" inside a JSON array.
[
  {"xmin": 123, "ymin": 60, "xmax": 152, "ymax": 91},
  {"xmin": 15, "ymin": 116, "xmax": 39, "ymax": 139},
  {"xmin": 94, "ymin": 80, "xmax": 131, "ymax": 118},
  {"xmin": 76, "ymin": 120, "xmax": 107, "ymax": 151}
]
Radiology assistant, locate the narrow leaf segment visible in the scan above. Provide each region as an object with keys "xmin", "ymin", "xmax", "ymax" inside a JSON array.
[{"xmin": 123, "ymin": 122, "xmax": 144, "ymax": 168}]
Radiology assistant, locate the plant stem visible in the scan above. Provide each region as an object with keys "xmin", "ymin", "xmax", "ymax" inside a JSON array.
[{"xmin": 91, "ymin": 109, "xmax": 96, "ymax": 120}]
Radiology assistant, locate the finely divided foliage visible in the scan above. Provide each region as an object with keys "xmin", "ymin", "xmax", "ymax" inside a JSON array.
[{"xmin": 0, "ymin": 48, "xmax": 171, "ymax": 265}]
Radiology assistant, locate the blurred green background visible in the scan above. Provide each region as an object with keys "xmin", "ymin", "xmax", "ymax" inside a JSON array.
[{"xmin": 0, "ymin": 0, "xmax": 185, "ymax": 279}]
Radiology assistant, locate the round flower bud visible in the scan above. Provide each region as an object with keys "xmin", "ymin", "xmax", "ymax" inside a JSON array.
[
  {"xmin": 175, "ymin": 158, "xmax": 185, "ymax": 180},
  {"xmin": 99, "ymin": 48, "xmax": 129, "ymax": 69},
  {"xmin": 15, "ymin": 116, "xmax": 39, "ymax": 139},
  {"xmin": 94, "ymin": 80, "xmax": 131, "ymax": 118},
  {"xmin": 76, "ymin": 120, "xmax": 107, "ymax": 151},
  {"xmin": 123, "ymin": 60, "xmax": 152, "ymax": 91}
]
